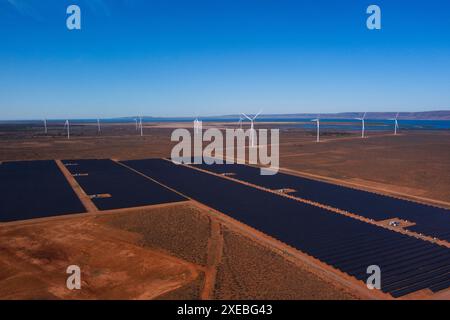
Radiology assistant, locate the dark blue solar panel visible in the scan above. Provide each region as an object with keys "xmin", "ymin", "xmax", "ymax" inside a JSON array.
[
  {"xmin": 390, "ymin": 273, "xmax": 450, "ymax": 297},
  {"xmin": 123, "ymin": 159, "xmax": 450, "ymax": 297},
  {"xmin": 0, "ymin": 160, "xmax": 86, "ymax": 221},
  {"xmin": 193, "ymin": 162, "xmax": 450, "ymax": 242},
  {"xmin": 430, "ymin": 279, "xmax": 450, "ymax": 292},
  {"xmin": 63, "ymin": 159, "xmax": 186, "ymax": 210}
]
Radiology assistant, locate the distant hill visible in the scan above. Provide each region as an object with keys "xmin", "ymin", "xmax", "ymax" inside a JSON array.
[
  {"xmin": 214, "ymin": 110, "xmax": 450, "ymax": 120},
  {"xmin": 2, "ymin": 110, "xmax": 449, "ymax": 122}
]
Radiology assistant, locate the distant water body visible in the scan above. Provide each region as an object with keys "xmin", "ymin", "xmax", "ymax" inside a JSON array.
[
  {"xmin": 106, "ymin": 118, "xmax": 450, "ymax": 131},
  {"xmin": 3, "ymin": 118, "xmax": 450, "ymax": 131},
  {"xmin": 273, "ymin": 118, "xmax": 450, "ymax": 131}
]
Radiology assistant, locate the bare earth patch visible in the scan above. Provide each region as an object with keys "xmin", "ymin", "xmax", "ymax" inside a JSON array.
[
  {"xmin": 0, "ymin": 213, "xmax": 201, "ymax": 300},
  {"xmin": 98, "ymin": 203, "xmax": 211, "ymax": 266}
]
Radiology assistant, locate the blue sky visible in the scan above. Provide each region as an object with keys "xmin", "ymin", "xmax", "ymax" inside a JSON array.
[{"xmin": 1, "ymin": 0, "xmax": 449, "ymax": 119}]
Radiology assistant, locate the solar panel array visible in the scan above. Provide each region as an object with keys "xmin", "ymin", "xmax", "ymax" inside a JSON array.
[
  {"xmin": 1, "ymin": 158, "xmax": 448, "ymax": 296},
  {"xmin": 0, "ymin": 160, "xmax": 86, "ymax": 222},
  {"xmin": 63, "ymin": 159, "xmax": 186, "ymax": 210},
  {"xmin": 193, "ymin": 162, "xmax": 450, "ymax": 242},
  {"xmin": 123, "ymin": 159, "xmax": 450, "ymax": 297}
]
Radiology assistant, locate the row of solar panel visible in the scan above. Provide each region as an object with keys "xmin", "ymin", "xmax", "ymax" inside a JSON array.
[
  {"xmin": 1, "ymin": 159, "xmax": 448, "ymax": 297},
  {"xmin": 62, "ymin": 159, "xmax": 186, "ymax": 210},
  {"xmin": 122, "ymin": 159, "xmax": 450, "ymax": 298},
  {"xmin": 192, "ymin": 162, "xmax": 450, "ymax": 242},
  {"xmin": 0, "ymin": 159, "xmax": 186, "ymax": 222},
  {"xmin": 0, "ymin": 160, "xmax": 86, "ymax": 221}
]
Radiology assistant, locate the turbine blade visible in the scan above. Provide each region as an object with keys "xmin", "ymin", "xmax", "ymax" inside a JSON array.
[
  {"xmin": 252, "ymin": 110, "xmax": 262, "ymax": 119},
  {"xmin": 242, "ymin": 113, "xmax": 252, "ymax": 121}
]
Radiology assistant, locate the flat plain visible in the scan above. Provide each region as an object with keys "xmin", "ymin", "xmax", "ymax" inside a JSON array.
[{"xmin": 0, "ymin": 122, "xmax": 448, "ymax": 299}]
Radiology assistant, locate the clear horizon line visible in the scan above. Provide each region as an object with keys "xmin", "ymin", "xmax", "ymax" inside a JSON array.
[{"xmin": 1, "ymin": 109, "xmax": 449, "ymax": 122}]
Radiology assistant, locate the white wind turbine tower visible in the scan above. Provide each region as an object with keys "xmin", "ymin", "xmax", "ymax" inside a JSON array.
[
  {"xmin": 139, "ymin": 116, "xmax": 143, "ymax": 136},
  {"xmin": 97, "ymin": 118, "xmax": 101, "ymax": 133},
  {"xmin": 389, "ymin": 112, "xmax": 399, "ymax": 135},
  {"xmin": 242, "ymin": 110, "xmax": 262, "ymax": 148},
  {"xmin": 43, "ymin": 119, "xmax": 47, "ymax": 134},
  {"xmin": 311, "ymin": 115, "xmax": 320, "ymax": 142},
  {"xmin": 64, "ymin": 120, "xmax": 70, "ymax": 139},
  {"xmin": 134, "ymin": 118, "xmax": 138, "ymax": 130},
  {"xmin": 237, "ymin": 115, "xmax": 243, "ymax": 129},
  {"xmin": 194, "ymin": 115, "xmax": 203, "ymax": 135},
  {"xmin": 355, "ymin": 112, "xmax": 367, "ymax": 138},
  {"xmin": 193, "ymin": 117, "xmax": 199, "ymax": 134}
]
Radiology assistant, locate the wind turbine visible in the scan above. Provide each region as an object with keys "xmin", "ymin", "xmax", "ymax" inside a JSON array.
[
  {"xmin": 97, "ymin": 118, "xmax": 101, "ymax": 133},
  {"xmin": 193, "ymin": 117, "xmax": 200, "ymax": 134},
  {"xmin": 242, "ymin": 110, "xmax": 262, "ymax": 148},
  {"xmin": 139, "ymin": 116, "xmax": 143, "ymax": 136},
  {"xmin": 64, "ymin": 120, "xmax": 70, "ymax": 139},
  {"xmin": 311, "ymin": 115, "xmax": 320, "ymax": 142},
  {"xmin": 389, "ymin": 112, "xmax": 399, "ymax": 135},
  {"xmin": 43, "ymin": 119, "xmax": 47, "ymax": 134},
  {"xmin": 237, "ymin": 115, "xmax": 243, "ymax": 129},
  {"xmin": 355, "ymin": 112, "xmax": 367, "ymax": 138}
]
